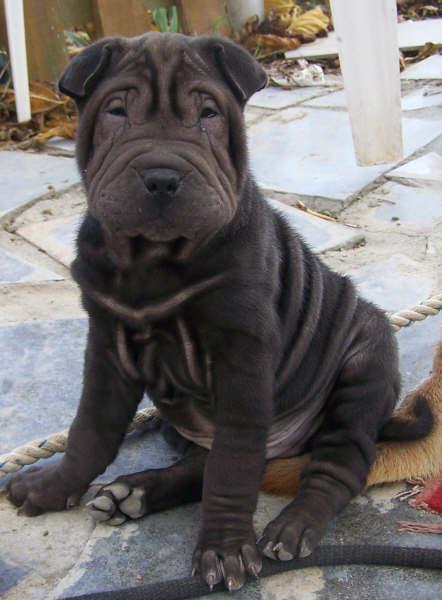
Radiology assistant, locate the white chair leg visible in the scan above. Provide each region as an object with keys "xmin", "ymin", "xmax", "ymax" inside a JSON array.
[
  {"xmin": 330, "ymin": 0, "xmax": 403, "ymax": 165},
  {"xmin": 4, "ymin": 0, "xmax": 31, "ymax": 123}
]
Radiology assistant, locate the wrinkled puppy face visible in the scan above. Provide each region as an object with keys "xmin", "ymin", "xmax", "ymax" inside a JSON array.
[{"xmin": 59, "ymin": 33, "xmax": 267, "ymax": 241}]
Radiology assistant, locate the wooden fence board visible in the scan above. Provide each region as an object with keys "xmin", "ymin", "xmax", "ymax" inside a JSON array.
[
  {"xmin": 93, "ymin": 0, "xmax": 151, "ymax": 37},
  {"xmin": 178, "ymin": 0, "xmax": 230, "ymax": 36},
  {"xmin": 23, "ymin": 0, "xmax": 68, "ymax": 81}
]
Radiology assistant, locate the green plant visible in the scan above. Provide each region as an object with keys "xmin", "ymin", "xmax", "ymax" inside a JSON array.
[
  {"xmin": 151, "ymin": 6, "xmax": 180, "ymax": 33},
  {"xmin": 64, "ymin": 30, "xmax": 91, "ymax": 48}
]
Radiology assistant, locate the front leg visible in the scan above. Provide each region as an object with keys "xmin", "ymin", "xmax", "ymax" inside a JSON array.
[
  {"xmin": 6, "ymin": 315, "xmax": 144, "ymax": 516},
  {"xmin": 192, "ymin": 332, "xmax": 274, "ymax": 591}
]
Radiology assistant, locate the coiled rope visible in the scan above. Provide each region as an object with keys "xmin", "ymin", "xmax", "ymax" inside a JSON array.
[
  {"xmin": 1, "ymin": 292, "xmax": 441, "ymax": 480},
  {"xmin": 389, "ymin": 293, "xmax": 442, "ymax": 332},
  {"xmin": 0, "ymin": 407, "xmax": 160, "ymax": 479}
]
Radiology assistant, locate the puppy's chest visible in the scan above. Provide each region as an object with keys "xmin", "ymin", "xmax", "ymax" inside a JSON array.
[
  {"xmin": 121, "ymin": 313, "xmax": 215, "ymax": 442},
  {"xmin": 108, "ymin": 264, "xmax": 218, "ymax": 445}
]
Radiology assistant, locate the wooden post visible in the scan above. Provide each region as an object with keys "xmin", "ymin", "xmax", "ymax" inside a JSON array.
[
  {"xmin": 329, "ymin": 0, "xmax": 403, "ymax": 165},
  {"xmin": 4, "ymin": 0, "xmax": 31, "ymax": 122},
  {"xmin": 93, "ymin": 0, "xmax": 151, "ymax": 37},
  {"xmin": 0, "ymin": 2, "xmax": 8, "ymax": 50},
  {"xmin": 23, "ymin": 0, "xmax": 69, "ymax": 81},
  {"xmin": 178, "ymin": 0, "xmax": 230, "ymax": 36}
]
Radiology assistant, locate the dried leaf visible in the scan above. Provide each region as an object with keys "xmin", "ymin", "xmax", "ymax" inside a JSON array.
[
  {"xmin": 1, "ymin": 81, "xmax": 73, "ymax": 117},
  {"xmin": 34, "ymin": 123, "xmax": 76, "ymax": 145},
  {"xmin": 398, "ymin": 0, "xmax": 442, "ymax": 20},
  {"xmin": 287, "ymin": 6, "xmax": 329, "ymax": 37},
  {"xmin": 404, "ymin": 41, "xmax": 439, "ymax": 64},
  {"xmin": 264, "ymin": 0, "xmax": 296, "ymax": 14},
  {"xmin": 0, "ymin": 79, "xmax": 77, "ymax": 150},
  {"xmin": 243, "ymin": 2, "xmax": 331, "ymax": 57},
  {"xmin": 295, "ymin": 199, "xmax": 337, "ymax": 222},
  {"xmin": 243, "ymin": 34, "xmax": 302, "ymax": 56}
]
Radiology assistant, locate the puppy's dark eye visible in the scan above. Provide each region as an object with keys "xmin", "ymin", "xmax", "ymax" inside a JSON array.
[
  {"xmin": 200, "ymin": 107, "xmax": 219, "ymax": 119},
  {"xmin": 107, "ymin": 106, "xmax": 127, "ymax": 117}
]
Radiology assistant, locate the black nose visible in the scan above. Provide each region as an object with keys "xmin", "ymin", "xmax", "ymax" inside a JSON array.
[{"xmin": 142, "ymin": 168, "xmax": 181, "ymax": 205}]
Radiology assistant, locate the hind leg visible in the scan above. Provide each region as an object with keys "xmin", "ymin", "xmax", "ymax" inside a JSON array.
[
  {"xmin": 87, "ymin": 443, "xmax": 207, "ymax": 525},
  {"xmin": 259, "ymin": 319, "xmax": 400, "ymax": 560}
]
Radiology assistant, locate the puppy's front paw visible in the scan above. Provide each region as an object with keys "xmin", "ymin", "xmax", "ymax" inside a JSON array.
[
  {"xmin": 6, "ymin": 465, "xmax": 81, "ymax": 516},
  {"xmin": 258, "ymin": 502, "xmax": 330, "ymax": 561},
  {"xmin": 192, "ymin": 534, "xmax": 262, "ymax": 592}
]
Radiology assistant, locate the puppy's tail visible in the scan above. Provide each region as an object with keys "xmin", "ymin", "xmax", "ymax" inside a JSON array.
[
  {"xmin": 378, "ymin": 394, "xmax": 434, "ymax": 442},
  {"xmin": 261, "ymin": 338, "xmax": 442, "ymax": 496}
]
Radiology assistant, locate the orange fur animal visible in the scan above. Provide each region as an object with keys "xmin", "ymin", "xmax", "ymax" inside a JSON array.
[{"xmin": 262, "ymin": 338, "xmax": 442, "ymax": 496}]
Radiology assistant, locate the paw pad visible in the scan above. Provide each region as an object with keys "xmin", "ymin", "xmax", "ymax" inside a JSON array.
[{"xmin": 86, "ymin": 481, "xmax": 147, "ymax": 525}]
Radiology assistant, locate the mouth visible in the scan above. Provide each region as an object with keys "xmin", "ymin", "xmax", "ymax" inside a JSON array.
[{"xmin": 104, "ymin": 210, "xmax": 201, "ymax": 242}]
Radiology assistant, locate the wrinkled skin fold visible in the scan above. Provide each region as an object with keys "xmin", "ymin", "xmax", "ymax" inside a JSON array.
[{"xmin": 6, "ymin": 33, "xmax": 400, "ymax": 592}]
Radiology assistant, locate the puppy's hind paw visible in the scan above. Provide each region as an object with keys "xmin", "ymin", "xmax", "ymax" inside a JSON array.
[{"xmin": 86, "ymin": 481, "xmax": 147, "ymax": 525}]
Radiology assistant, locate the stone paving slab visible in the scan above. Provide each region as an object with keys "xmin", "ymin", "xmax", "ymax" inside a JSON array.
[
  {"xmin": 18, "ymin": 214, "xmax": 82, "ymax": 267},
  {"xmin": 0, "ymin": 281, "xmax": 84, "ymax": 325},
  {"xmin": 0, "ymin": 246, "xmax": 62, "ymax": 284},
  {"xmin": 248, "ymin": 108, "xmax": 442, "ymax": 205},
  {"xmin": 45, "ymin": 137, "xmax": 76, "ymax": 157},
  {"xmin": 302, "ymin": 89, "xmax": 347, "ymax": 109},
  {"xmin": 366, "ymin": 181, "xmax": 442, "ymax": 230},
  {"xmin": 0, "ymin": 319, "xmax": 87, "ymax": 454},
  {"xmin": 269, "ymin": 199, "xmax": 364, "ymax": 253},
  {"xmin": 286, "ymin": 18, "xmax": 442, "ymax": 59},
  {"xmin": 52, "ymin": 480, "xmax": 442, "ymax": 600},
  {"xmin": 386, "ymin": 151, "xmax": 442, "ymax": 184},
  {"xmin": 0, "ymin": 152, "xmax": 80, "ymax": 221},
  {"xmin": 401, "ymin": 54, "xmax": 442, "ymax": 80},
  {"xmin": 401, "ymin": 86, "xmax": 442, "ymax": 111},
  {"xmin": 347, "ymin": 253, "xmax": 435, "ymax": 314},
  {"xmin": 249, "ymin": 87, "xmax": 336, "ymax": 110},
  {"xmin": 304, "ymin": 87, "xmax": 442, "ymax": 111}
]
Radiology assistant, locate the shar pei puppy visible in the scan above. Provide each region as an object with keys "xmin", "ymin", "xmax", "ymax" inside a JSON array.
[{"xmin": 8, "ymin": 33, "xmax": 427, "ymax": 592}]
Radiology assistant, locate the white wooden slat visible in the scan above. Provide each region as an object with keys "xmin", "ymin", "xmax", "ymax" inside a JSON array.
[
  {"xmin": 226, "ymin": 0, "xmax": 264, "ymax": 32},
  {"xmin": 4, "ymin": 0, "xmax": 31, "ymax": 123},
  {"xmin": 329, "ymin": 0, "xmax": 403, "ymax": 165}
]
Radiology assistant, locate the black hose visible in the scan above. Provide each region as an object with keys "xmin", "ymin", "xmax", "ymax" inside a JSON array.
[{"xmin": 62, "ymin": 544, "xmax": 442, "ymax": 600}]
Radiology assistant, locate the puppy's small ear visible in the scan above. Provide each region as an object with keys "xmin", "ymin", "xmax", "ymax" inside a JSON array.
[
  {"xmin": 58, "ymin": 39, "xmax": 116, "ymax": 99},
  {"xmin": 191, "ymin": 37, "xmax": 267, "ymax": 104}
]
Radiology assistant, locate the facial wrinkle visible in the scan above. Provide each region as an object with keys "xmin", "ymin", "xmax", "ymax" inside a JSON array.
[
  {"xmin": 178, "ymin": 152, "xmax": 225, "ymax": 205},
  {"xmin": 168, "ymin": 55, "xmax": 188, "ymax": 120},
  {"xmin": 86, "ymin": 126, "xmax": 120, "ymax": 185},
  {"xmin": 207, "ymin": 136, "xmax": 237, "ymax": 219},
  {"xmin": 88, "ymin": 142, "xmax": 153, "ymax": 201},
  {"xmin": 182, "ymin": 49, "xmax": 211, "ymax": 78}
]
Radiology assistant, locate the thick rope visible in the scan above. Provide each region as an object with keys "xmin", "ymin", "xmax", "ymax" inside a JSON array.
[
  {"xmin": 1, "ymin": 293, "xmax": 441, "ymax": 480},
  {"xmin": 389, "ymin": 293, "xmax": 442, "ymax": 332},
  {"xmin": 0, "ymin": 407, "xmax": 159, "ymax": 479}
]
